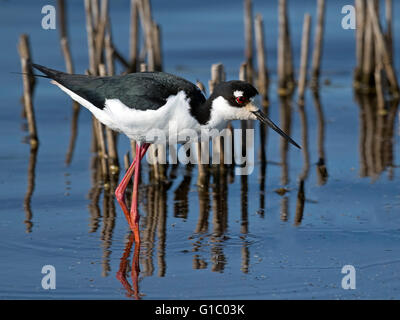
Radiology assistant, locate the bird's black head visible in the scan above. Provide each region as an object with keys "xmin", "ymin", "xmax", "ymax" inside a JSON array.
[
  {"xmin": 211, "ymin": 80, "xmax": 258, "ymax": 108},
  {"xmin": 208, "ymin": 80, "xmax": 301, "ymax": 149}
]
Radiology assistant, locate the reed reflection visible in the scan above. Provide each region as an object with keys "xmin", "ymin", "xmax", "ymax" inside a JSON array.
[
  {"xmin": 356, "ymin": 94, "xmax": 399, "ymax": 179},
  {"xmin": 294, "ymin": 98, "xmax": 310, "ymax": 227},
  {"xmin": 100, "ymin": 188, "xmax": 116, "ymax": 277},
  {"xmin": 173, "ymin": 164, "xmax": 193, "ymax": 219},
  {"xmin": 278, "ymin": 95, "xmax": 292, "ymax": 223},
  {"xmin": 240, "ymin": 173, "xmax": 250, "ymax": 274},
  {"xmin": 65, "ymin": 102, "xmax": 80, "ymax": 166},
  {"xmin": 88, "ymin": 153, "xmax": 102, "ymax": 233},
  {"xmin": 23, "ymin": 146, "xmax": 38, "ymax": 233},
  {"xmin": 279, "ymin": 95, "xmax": 292, "ymax": 186},
  {"xmin": 210, "ymin": 167, "xmax": 228, "ymax": 273},
  {"xmin": 312, "ymin": 91, "xmax": 328, "ymax": 185}
]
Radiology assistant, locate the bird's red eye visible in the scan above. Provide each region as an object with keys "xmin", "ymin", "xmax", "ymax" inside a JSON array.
[{"xmin": 236, "ymin": 96, "xmax": 245, "ymax": 104}]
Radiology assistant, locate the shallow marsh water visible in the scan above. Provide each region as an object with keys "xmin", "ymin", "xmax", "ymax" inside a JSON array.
[{"xmin": 0, "ymin": 0, "xmax": 400, "ymax": 299}]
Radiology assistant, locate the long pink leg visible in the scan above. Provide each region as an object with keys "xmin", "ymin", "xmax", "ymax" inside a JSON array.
[
  {"xmin": 115, "ymin": 143, "xmax": 150, "ymax": 230},
  {"xmin": 130, "ymin": 143, "xmax": 149, "ymax": 244}
]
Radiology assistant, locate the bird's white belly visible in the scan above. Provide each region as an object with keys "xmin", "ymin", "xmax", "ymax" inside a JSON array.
[
  {"xmin": 54, "ymin": 83, "xmax": 225, "ymax": 144},
  {"xmin": 98, "ymin": 91, "xmax": 201, "ymax": 143}
]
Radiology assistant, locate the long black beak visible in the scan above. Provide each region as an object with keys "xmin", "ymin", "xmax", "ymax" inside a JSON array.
[{"xmin": 252, "ymin": 110, "xmax": 301, "ymax": 149}]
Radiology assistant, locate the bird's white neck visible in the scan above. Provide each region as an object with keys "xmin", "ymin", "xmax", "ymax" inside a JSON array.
[{"xmin": 201, "ymin": 96, "xmax": 257, "ymax": 130}]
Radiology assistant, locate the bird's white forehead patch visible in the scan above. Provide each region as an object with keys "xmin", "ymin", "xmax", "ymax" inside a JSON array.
[{"xmin": 233, "ymin": 90, "xmax": 244, "ymax": 97}]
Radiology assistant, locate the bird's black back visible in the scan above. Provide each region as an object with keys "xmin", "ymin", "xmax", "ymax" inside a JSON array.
[{"xmin": 32, "ymin": 64, "xmax": 206, "ymax": 113}]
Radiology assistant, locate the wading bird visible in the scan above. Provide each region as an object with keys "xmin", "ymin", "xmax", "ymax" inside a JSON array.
[{"xmin": 32, "ymin": 64, "xmax": 300, "ymax": 244}]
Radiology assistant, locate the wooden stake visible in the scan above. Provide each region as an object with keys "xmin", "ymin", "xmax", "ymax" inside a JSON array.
[
  {"xmin": 367, "ymin": 1, "xmax": 399, "ymax": 95},
  {"xmin": 57, "ymin": 0, "xmax": 74, "ymax": 74},
  {"xmin": 208, "ymin": 64, "xmax": 226, "ymax": 169},
  {"xmin": 18, "ymin": 34, "xmax": 38, "ymax": 149},
  {"xmin": 244, "ymin": 0, "xmax": 254, "ymax": 83},
  {"xmin": 94, "ymin": 0, "xmax": 108, "ymax": 69},
  {"xmin": 239, "ymin": 63, "xmax": 249, "ymax": 157},
  {"xmin": 152, "ymin": 22, "xmax": 163, "ymax": 71},
  {"xmin": 298, "ymin": 14, "xmax": 312, "ymax": 105},
  {"xmin": 362, "ymin": 7, "xmax": 374, "ymax": 89},
  {"xmin": 84, "ymin": 0, "xmax": 97, "ymax": 75},
  {"xmin": 385, "ymin": 0, "xmax": 393, "ymax": 63},
  {"xmin": 277, "ymin": 0, "xmax": 294, "ymax": 94},
  {"xmin": 354, "ymin": 0, "xmax": 366, "ymax": 86},
  {"xmin": 254, "ymin": 14, "xmax": 269, "ymax": 105},
  {"xmin": 196, "ymin": 81, "xmax": 208, "ymax": 187},
  {"xmin": 311, "ymin": 0, "xmax": 325, "ymax": 88},
  {"xmin": 208, "ymin": 63, "xmax": 225, "ymax": 93},
  {"xmin": 139, "ymin": 0, "xmax": 155, "ymax": 71},
  {"xmin": 129, "ymin": 0, "xmax": 139, "ymax": 72}
]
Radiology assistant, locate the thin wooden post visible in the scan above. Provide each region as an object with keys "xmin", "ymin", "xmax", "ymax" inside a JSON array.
[
  {"xmin": 244, "ymin": 0, "xmax": 254, "ymax": 83},
  {"xmin": 84, "ymin": 0, "xmax": 97, "ymax": 75},
  {"xmin": 57, "ymin": 0, "xmax": 74, "ymax": 74},
  {"xmin": 298, "ymin": 14, "xmax": 312, "ymax": 105},
  {"xmin": 94, "ymin": 0, "xmax": 108, "ymax": 70},
  {"xmin": 311, "ymin": 0, "xmax": 325, "ymax": 88},
  {"xmin": 354, "ymin": 0, "xmax": 366, "ymax": 86},
  {"xmin": 254, "ymin": 14, "xmax": 269, "ymax": 105},
  {"xmin": 209, "ymin": 64, "xmax": 226, "ymax": 169},
  {"xmin": 362, "ymin": 7, "xmax": 374, "ymax": 89},
  {"xmin": 385, "ymin": 0, "xmax": 393, "ymax": 63},
  {"xmin": 139, "ymin": 0, "xmax": 155, "ymax": 71},
  {"xmin": 196, "ymin": 81, "xmax": 208, "ymax": 187},
  {"xmin": 367, "ymin": 1, "xmax": 399, "ymax": 95},
  {"xmin": 239, "ymin": 63, "xmax": 249, "ymax": 158},
  {"xmin": 277, "ymin": 0, "xmax": 294, "ymax": 94},
  {"xmin": 152, "ymin": 22, "xmax": 163, "ymax": 71},
  {"xmin": 18, "ymin": 34, "xmax": 38, "ymax": 149},
  {"xmin": 129, "ymin": 0, "xmax": 139, "ymax": 72}
]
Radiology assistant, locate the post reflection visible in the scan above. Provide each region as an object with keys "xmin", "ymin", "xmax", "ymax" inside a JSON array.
[
  {"xmin": 279, "ymin": 95, "xmax": 292, "ymax": 186},
  {"xmin": 210, "ymin": 167, "xmax": 228, "ymax": 273},
  {"xmin": 83, "ymin": 91, "xmax": 399, "ymax": 297},
  {"xmin": 140, "ymin": 175, "xmax": 169, "ymax": 277},
  {"xmin": 294, "ymin": 98, "xmax": 310, "ymax": 227},
  {"xmin": 312, "ymin": 91, "xmax": 328, "ymax": 185},
  {"xmin": 278, "ymin": 95, "xmax": 292, "ymax": 223},
  {"xmin": 23, "ymin": 146, "xmax": 38, "ymax": 233},
  {"xmin": 356, "ymin": 94, "xmax": 399, "ymax": 179},
  {"xmin": 65, "ymin": 101, "xmax": 80, "ymax": 166}
]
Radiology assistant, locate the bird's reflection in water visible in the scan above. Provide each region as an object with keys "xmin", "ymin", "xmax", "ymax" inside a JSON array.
[
  {"xmin": 116, "ymin": 233, "xmax": 141, "ymax": 299},
  {"xmin": 82, "ymin": 89, "xmax": 336, "ymax": 296}
]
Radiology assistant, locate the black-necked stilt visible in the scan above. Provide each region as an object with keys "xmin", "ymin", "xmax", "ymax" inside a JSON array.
[{"xmin": 32, "ymin": 63, "xmax": 300, "ymax": 244}]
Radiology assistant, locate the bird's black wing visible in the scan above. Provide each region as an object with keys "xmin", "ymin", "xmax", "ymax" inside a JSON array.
[{"xmin": 32, "ymin": 64, "xmax": 206, "ymax": 111}]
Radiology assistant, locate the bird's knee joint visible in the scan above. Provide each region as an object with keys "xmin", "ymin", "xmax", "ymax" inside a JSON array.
[{"xmin": 115, "ymin": 189, "xmax": 125, "ymax": 202}]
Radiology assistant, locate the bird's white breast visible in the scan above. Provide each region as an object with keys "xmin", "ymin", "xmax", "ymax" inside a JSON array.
[
  {"xmin": 103, "ymin": 91, "xmax": 201, "ymax": 142},
  {"xmin": 54, "ymin": 81, "xmax": 201, "ymax": 143}
]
